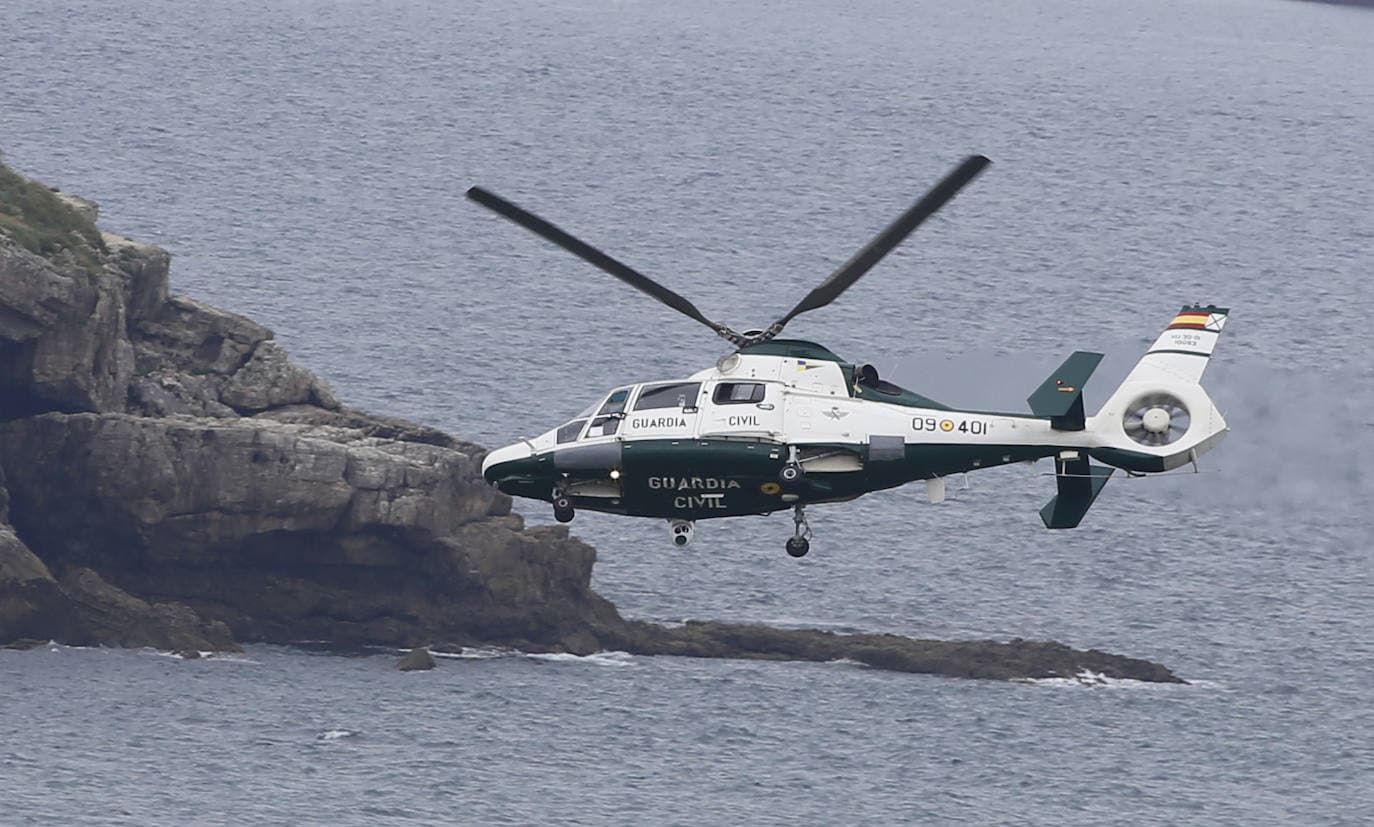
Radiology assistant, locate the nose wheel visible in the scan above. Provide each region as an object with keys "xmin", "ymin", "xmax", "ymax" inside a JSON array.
[{"xmin": 786, "ymin": 503, "xmax": 812, "ymax": 557}]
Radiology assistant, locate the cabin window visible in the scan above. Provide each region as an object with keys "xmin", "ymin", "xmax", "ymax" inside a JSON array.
[
  {"xmin": 557, "ymin": 420, "xmax": 586, "ymax": 443},
  {"xmin": 634, "ymin": 382, "xmax": 701, "ymax": 411},
  {"xmin": 713, "ymin": 382, "xmax": 766, "ymax": 405}
]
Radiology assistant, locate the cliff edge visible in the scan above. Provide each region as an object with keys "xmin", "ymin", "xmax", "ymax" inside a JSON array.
[{"xmin": 0, "ymin": 158, "xmax": 1181, "ymax": 682}]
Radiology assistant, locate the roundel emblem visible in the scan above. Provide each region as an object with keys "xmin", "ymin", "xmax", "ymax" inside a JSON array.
[
  {"xmin": 939, "ymin": 419, "xmax": 955, "ymax": 432},
  {"xmin": 760, "ymin": 482, "xmax": 782, "ymax": 495}
]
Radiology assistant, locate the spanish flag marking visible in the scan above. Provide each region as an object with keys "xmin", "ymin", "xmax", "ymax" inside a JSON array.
[{"xmin": 1169, "ymin": 312, "xmax": 1210, "ymax": 329}]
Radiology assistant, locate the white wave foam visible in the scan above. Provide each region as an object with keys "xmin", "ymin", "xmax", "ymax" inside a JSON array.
[
  {"xmin": 827, "ymin": 658, "xmax": 871, "ymax": 669},
  {"xmin": 317, "ymin": 729, "xmax": 357, "ymax": 741},
  {"xmin": 42, "ymin": 641, "xmax": 97, "ymax": 652},
  {"xmin": 528, "ymin": 650, "xmax": 635, "ymax": 667},
  {"xmin": 141, "ymin": 648, "xmax": 259, "ymax": 664},
  {"xmin": 1022, "ymin": 670, "xmax": 1209, "ymax": 689},
  {"xmin": 428, "ymin": 647, "xmax": 635, "ymax": 666},
  {"xmin": 431, "ymin": 646, "xmax": 514, "ymax": 660}
]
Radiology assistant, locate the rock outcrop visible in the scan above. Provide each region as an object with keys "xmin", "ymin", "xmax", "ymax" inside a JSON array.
[
  {"xmin": 0, "ymin": 157, "xmax": 1183, "ymax": 683},
  {"xmin": 396, "ymin": 646, "xmax": 437, "ymax": 671}
]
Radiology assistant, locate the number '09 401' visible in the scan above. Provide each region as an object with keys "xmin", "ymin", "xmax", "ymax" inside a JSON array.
[{"xmin": 912, "ymin": 417, "xmax": 986, "ymax": 435}]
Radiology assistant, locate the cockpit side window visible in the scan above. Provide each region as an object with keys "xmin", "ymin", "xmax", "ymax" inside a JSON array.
[
  {"xmin": 634, "ymin": 382, "xmax": 701, "ymax": 411},
  {"xmin": 712, "ymin": 382, "xmax": 766, "ymax": 405},
  {"xmin": 557, "ymin": 420, "xmax": 586, "ymax": 443}
]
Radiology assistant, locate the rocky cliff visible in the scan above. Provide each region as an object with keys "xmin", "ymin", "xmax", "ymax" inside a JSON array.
[{"xmin": 0, "ymin": 158, "xmax": 1182, "ymax": 682}]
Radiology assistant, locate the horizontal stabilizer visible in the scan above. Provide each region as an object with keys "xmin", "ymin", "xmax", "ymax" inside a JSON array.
[
  {"xmin": 1040, "ymin": 454, "xmax": 1114, "ymax": 529},
  {"xmin": 1027, "ymin": 351, "xmax": 1103, "ymax": 431}
]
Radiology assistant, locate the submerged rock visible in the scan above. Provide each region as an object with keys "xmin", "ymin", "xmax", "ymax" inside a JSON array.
[
  {"xmin": 611, "ymin": 621, "xmax": 1181, "ymax": 683},
  {"xmin": 0, "ymin": 156, "xmax": 1184, "ymax": 682},
  {"xmin": 397, "ymin": 646, "xmax": 436, "ymax": 671}
]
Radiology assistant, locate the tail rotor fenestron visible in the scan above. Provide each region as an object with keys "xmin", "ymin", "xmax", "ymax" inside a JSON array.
[{"xmin": 1123, "ymin": 393, "xmax": 1191, "ymax": 447}]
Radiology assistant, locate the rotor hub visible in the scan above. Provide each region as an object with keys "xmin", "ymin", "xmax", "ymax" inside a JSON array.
[
  {"xmin": 1141, "ymin": 407, "xmax": 1171, "ymax": 434},
  {"xmin": 1122, "ymin": 392, "xmax": 1191, "ymax": 447}
]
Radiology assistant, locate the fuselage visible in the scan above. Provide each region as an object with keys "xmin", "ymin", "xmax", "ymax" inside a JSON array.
[{"xmin": 482, "ymin": 340, "xmax": 1132, "ymax": 520}]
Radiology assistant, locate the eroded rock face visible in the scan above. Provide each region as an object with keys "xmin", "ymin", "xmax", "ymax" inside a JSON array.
[
  {"xmin": 127, "ymin": 295, "xmax": 338, "ymax": 417},
  {"xmin": 0, "ymin": 523, "xmax": 234, "ymax": 652},
  {"xmin": 0, "ymin": 408, "xmax": 624, "ymax": 654},
  {"xmin": 0, "ymin": 236, "xmax": 134, "ymax": 416}
]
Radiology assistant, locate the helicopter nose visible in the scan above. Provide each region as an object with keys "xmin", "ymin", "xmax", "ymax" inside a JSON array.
[{"xmin": 481, "ymin": 441, "xmax": 535, "ymax": 485}]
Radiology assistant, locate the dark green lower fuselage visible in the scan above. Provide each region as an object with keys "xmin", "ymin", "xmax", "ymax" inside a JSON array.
[{"xmin": 486, "ymin": 437, "xmax": 1064, "ymax": 520}]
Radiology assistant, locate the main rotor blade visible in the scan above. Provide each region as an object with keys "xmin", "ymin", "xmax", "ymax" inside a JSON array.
[
  {"xmin": 466, "ymin": 187, "xmax": 735, "ymax": 339},
  {"xmin": 771, "ymin": 154, "xmax": 991, "ymax": 331}
]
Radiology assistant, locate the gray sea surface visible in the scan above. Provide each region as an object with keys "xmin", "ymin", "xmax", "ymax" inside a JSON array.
[{"xmin": 2, "ymin": 0, "xmax": 1372, "ymax": 823}]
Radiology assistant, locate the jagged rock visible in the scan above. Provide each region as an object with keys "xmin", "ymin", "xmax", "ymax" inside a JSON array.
[
  {"xmin": 131, "ymin": 295, "xmax": 270, "ymax": 378},
  {"xmin": 3, "ymin": 638, "xmax": 46, "ymax": 650},
  {"xmin": 128, "ymin": 370, "xmax": 238, "ymax": 418},
  {"xmin": 0, "ymin": 236, "xmax": 79, "ymax": 342},
  {"xmin": 0, "ymin": 411, "xmax": 508, "ymax": 552},
  {"xmin": 53, "ymin": 192, "xmax": 99, "ymax": 225},
  {"xmin": 0, "ymin": 524, "xmax": 50, "ymax": 582},
  {"xmin": 396, "ymin": 646, "xmax": 436, "ymax": 671},
  {"xmin": 0, "ymin": 525, "xmax": 66, "ymax": 643},
  {"xmin": 257, "ymin": 405, "xmax": 476, "ymax": 452},
  {"xmin": 102, "ymin": 232, "xmax": 169, "ymax": 323},
  {"xmin": 0, "ymin": 525, "xmax": 234, "ymax": 652},
  {"xmin": 220, "ymin": 340, "xmax": 320, "ymax": 412},
  {"xmin": 57, "ymin": 567, "xmax": 238, "ymax": 652},
  {"xmin": 0, "ymin": 236, "xmax": 134, "ymax": 415},
  {"xmin": 0, "ymin": 410, "xmax": 589, "ymax": 650},
  {"xmin": 127, "ymin": 294, "xmax": 328, "ymax": 417}
]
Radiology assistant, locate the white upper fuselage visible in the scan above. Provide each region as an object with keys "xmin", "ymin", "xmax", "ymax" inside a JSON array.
[{"xmin": 482, "ymin": 347, "xmax": 1213, "ymax": 476}]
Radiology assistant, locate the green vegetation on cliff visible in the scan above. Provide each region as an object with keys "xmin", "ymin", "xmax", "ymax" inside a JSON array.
[{"xmin": 0, "ymin": 157, "xmax": 105, "ymax": 270}]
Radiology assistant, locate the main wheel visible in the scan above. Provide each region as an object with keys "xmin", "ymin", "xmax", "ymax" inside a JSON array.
[
  {"xmin": 785, "ymin": 536, "xmax": 810, "ymax": 558},
  {"xmin": 553, "ymin": 495, "xmax": 574, "ymax": 523},
  {"xmin": 779, "ymin": 464, "xmax": 805, "ymax": 489}
]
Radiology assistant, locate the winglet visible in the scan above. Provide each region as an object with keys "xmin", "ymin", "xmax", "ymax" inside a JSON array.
[{"xmin": 1027, "ymin": 351, "xmax": 1103, "ymax": 431}]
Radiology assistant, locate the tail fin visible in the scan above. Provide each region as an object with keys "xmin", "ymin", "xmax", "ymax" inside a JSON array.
[
  {"xmin": 1028, "ymin": 351, "xmax": 1104, "ymax": 431},
  {"xmin": 1120, "ymin": 305, "xmax": 1230, "ymax": 386},
  {"xmin": 1089, "ymin": 305, "xmax": 1231, "ymax": 473}
]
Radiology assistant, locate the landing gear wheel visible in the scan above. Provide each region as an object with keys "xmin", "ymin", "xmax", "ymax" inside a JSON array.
[
  {"xmin": 553, "ymin": 495, "xmax": 574, "ymax": 523},
  {"xmin": 779, "ymin": 463, "xmax": 805, "ymax": 490},
  {"xmin": 785, "ymin": 536, "xmax": 810, "ymax": 558}
]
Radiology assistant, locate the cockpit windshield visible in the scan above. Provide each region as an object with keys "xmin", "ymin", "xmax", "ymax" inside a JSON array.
[{"xmin": 585, "ymin": 387, "xmax": 631, "ymax": 438}]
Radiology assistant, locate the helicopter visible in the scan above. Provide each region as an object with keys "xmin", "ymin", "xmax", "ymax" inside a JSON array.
[{"xmin": 470, "ymin": 155, "xmax": 1230, "ymax": 557}]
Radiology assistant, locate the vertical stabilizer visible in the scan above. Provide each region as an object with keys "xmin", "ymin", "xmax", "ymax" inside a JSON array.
[
  {"xmin": 1090, "ymin": 305, "xmax": 1231, "ymax": 474},
  {"xmin": 1127, "ymin": 305, "xmax": 1229, "ymax": 386}
]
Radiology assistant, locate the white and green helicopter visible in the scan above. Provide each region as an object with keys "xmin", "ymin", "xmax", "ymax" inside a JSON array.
[{"xmin": 471, "ymin": 156, "xmax": 1229, "ymax": 557}]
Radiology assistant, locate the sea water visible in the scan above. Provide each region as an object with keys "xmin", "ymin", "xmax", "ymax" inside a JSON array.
[{"xmin": 2, "ymin": 0, "xmax": 1371, "ymax": 822}]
